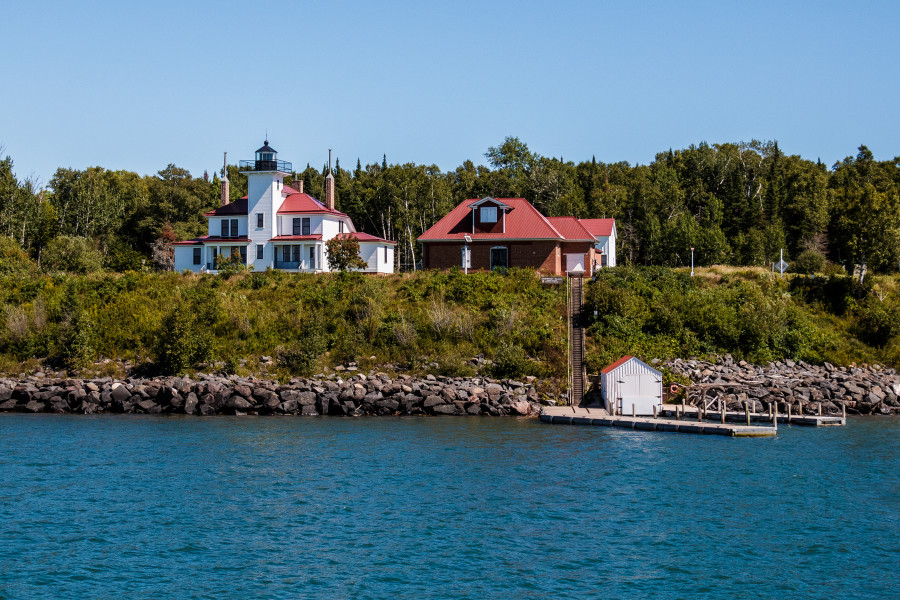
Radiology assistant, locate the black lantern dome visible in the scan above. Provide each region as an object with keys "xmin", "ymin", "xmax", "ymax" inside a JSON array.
[{"xmin": 240, "ymin": 140, "xmax": 291, "ymax": 173}]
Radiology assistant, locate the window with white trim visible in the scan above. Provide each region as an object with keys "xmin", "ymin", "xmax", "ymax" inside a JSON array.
[
  {"xmin": 257, "ymin": 213, "xmax": 264, "ymax": 228},
  {"xmin": 256, "ymin": 244, "xmax": 263, "ymax": 260},
  {"xmin": 192, "ymin": 247, "xmax": 201, "ymax": 265},
  {"xmin": 480, "ymin": 206, "xmax": 497, "ymax": 223}
]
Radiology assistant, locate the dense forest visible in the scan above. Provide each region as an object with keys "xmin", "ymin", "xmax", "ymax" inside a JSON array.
[{"xmin": 1, "ymin": 138, "xmax": 899, "ymax": 275}]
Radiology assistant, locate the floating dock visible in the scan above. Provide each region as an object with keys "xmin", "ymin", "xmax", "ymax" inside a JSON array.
[
  {"xmin": 540, "ymin": 406, "xmax": 776, "ymax": 437},
  {"xmin": 657, "ymin": 404, "xmax": 846, "ymax": 427}
]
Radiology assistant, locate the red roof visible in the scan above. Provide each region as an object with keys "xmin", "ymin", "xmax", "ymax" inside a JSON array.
[
  {"xmin": 172, "ymin": 236, "xmax": 250, "ymax": 245},
  {"xmin": 337, "ymin": 232, "xmax": 397, "ymax": 245},
  {"xmin": 278, "ymin": 190, "xmax": 348, "ymax": 216},
  {"xmin": 601, "ymin": 355, "xmax": 635, "ymax": 374},
  {"xmin": 418, "ymin": 198, "xmax": 563, "ymax": 241},
  {"xmin": 546, "ymin": 217, "xmax": 595, "ymax": 241},
  {"xmin": 581, "ymin": 218, "xmax": 615, "ymax": 238},
  {"xmin": 269, "ymin": 235, "xmax": 322, "ymax": 242}
]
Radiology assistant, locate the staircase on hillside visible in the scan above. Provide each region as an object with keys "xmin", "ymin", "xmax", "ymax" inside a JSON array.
[{"xmin": 569, "ymin": 276, "xmax": 585, "ymax": 406}]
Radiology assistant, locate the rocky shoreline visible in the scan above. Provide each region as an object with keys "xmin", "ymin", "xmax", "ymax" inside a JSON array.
[
  {"xmin": 3, "ymin": 355, "xmax": 900, "ymax": 418},
  {"xmin": 662, "ymin": 356, "xmax": 900, "ymax": 415},
  {"xmin": 0, "ymin": 373, "xmax": 553, "ymax": 417}
]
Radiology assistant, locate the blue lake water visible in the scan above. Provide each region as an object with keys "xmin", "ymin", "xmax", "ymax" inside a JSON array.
[{"xmin": 0, "ymin": 415, "xmax": 897, "ymax": 599}]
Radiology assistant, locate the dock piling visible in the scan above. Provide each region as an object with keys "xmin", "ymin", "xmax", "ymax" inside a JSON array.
[
  {"xmin": 818, "ymin": 402, "xmax": 822, "ymax": 416},
  {"xmin": 721, "ymin": 405, "xmax": 726, "ymax": 424},
  {"xmin": 745, "ymin": 402, "xmax": 750, "ymax": 427},
  {"xmin": 773, "ymin": 401, "xmax": 778, "ymax": 431}
]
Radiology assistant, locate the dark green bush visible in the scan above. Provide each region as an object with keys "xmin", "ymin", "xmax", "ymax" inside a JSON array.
[
  {"xmin": 42, "ymin": 236, "xmax": 104, "ymax": 274},
  {"xmin": 153, "ymin": 287, "xmax": 223, "ymax": 374},
  {"xmin": 491, "ymin": 342, "xmax": 530, "ymax": 378},
  {"xmin": 791, "ymin": 250, "xmax": 826, "ymax": 275}
]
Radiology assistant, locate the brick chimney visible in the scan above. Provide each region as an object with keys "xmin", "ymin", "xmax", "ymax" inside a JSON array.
[
  {"xmin": 290, "ymin": 179, "xmax": 304, "ymax": 193},
  {"xmin": 325, "ymin": 148, "xmax": 335, "ymax": 211},
  {"xmin": 220, "ymin": 151, "xmax": 229, "ymax": 206}
]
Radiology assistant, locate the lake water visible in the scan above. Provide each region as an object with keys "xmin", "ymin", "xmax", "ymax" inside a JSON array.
[{"xmin": 0, "ymin": 415, "xmax": 897, "ymax": 599}]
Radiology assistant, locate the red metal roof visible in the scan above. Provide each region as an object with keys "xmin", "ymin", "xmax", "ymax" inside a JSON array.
[
  {"xmin": 338, "ymin": 232, "xmax": 397, "ymax": 244},
  {"xmin": 278, "ymin": 190, "xmax": 348, "ymax": 216},
  {"xmin": 418, "ymin": 198, "xmax": 564, "ymax": 241},
  {"xmin": 546, "ymin": 217, "xmax": 595, "ymax": 241},
  {"xmin": 173, "ymin": 236, "xmax": 250, "ymax": 245},
  {"xmin": 600, "ymin": 355, "xmax": 635, "ymax": 374},
  {"xmin": 580, "ymin": 218, "xmax": 615, "ymax": 238},
  {"xmin": 269, "ymin": 235, "xmax": 322, "ymax": 242}
]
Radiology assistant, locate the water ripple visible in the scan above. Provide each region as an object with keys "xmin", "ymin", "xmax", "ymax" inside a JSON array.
[{"xmin": 0, "ymin": 415, "xmax": 897, "ymax": 599}]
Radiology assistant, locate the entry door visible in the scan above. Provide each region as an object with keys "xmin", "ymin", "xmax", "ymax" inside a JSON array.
[{"xmin": 620, "ymin": 374, "xmax": 659, "ymax": 415}]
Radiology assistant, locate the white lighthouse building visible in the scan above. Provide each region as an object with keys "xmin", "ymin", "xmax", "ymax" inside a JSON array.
[{"xmin": 173, "ymin": 141, "xmax": 396, "ymax": 274}]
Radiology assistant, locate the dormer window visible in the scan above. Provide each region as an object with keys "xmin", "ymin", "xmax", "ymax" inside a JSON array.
[{"xmin": 481, "ymin": 206, "xmax": 497, "ymax": 223}]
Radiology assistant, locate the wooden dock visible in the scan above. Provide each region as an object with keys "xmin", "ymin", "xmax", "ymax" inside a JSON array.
[
  {"xmin": 658, "ymin": 404, "xmax": 846, "ymax": 427},
  {"xmin": 540, "ymin": 406, "xmax": 776, "ymax": 437}
]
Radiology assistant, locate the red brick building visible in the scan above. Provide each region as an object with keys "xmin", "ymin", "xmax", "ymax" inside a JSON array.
[{"xmin": 418, "ymin": 197, "xmax": 616, "ymax": 275}]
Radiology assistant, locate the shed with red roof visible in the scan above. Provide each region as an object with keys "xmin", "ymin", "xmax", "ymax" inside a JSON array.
[{"xmin": 600, "ymin": 356, "xmax": 662, "ymax": 415}]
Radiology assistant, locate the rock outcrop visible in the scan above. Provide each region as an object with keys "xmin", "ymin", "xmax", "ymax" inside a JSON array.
[
  {"xmin": 662, "ymin": 356, "xmax": 900, "ymax": 416},
  {"xmin": 0, "ymin": 373, "xmax": 551, "ymax": 417}
]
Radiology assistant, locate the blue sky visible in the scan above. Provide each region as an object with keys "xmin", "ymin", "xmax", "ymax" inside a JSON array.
[{"xmin": 2, "ymin": 0, "xmax": 898, "ymax": 184}]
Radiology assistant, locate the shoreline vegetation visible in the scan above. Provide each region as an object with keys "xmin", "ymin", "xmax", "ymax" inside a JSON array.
[
  {"xmin": 0, "ymin": 267, "xmax": 900, "ymax": 376},
  {"xmin": 4, "ymin": 267, "xmax": 900, "ymax": 389}
]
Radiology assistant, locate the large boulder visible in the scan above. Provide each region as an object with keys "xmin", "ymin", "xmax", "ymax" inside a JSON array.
[
  {"xmin": 510, "ymin": 401, "xmax": 531, "ymax": 416},
  {"xmin": 183, "ymin": 393, "xmax": 199, "ymax": 415},
  {"xmin": 226, "ymin": 395, "xmax": 253, "ymax": 412}
]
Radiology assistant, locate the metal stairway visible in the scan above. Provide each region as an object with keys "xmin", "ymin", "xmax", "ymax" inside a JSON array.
[{"xmin": 569, "ymin": 276, "xmax": 585, "ymax": 406}]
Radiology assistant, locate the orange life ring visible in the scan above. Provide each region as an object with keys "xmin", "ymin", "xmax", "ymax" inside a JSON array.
[{"xmin": 669, "ymin": 384, "xmax": 680, "ymax": 394}]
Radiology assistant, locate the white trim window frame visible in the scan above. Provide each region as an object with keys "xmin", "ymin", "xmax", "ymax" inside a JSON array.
[{"xmin": 480, "ymin": 206, "xmax": 498, "ymax": 223}]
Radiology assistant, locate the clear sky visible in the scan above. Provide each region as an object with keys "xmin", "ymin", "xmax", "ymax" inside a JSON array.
[{"xmin": 2, "ymin": 0, "xmax": 898, "ymax": 184}]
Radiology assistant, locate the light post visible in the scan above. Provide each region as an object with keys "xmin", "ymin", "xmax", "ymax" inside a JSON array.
[{"xmin": 690, "ymin": 247, "xmax": 694, "ymax": 277}]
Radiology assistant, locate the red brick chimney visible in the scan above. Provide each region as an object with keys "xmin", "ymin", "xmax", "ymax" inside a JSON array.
[
  {"xmin": 325, "ymin": 149, "xmax": 335, "ymax": 211},
  {"xmin": 220, "ymin": 152, "xmax": 229, "ymax": 206},
  {"xmin": 290, "ymin": 179, "xmax": 304, "ymax": 193}
]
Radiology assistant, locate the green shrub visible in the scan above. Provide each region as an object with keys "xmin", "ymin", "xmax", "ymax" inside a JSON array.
[
  {"xmin": 153, "ymin": 286, "xmax": 223, "ymax": 374},
  {"xmin": 0, "ymin": 237, "xmax": 37, "ymax": 275},
  {"xmin": 853, "ymin": 300, "xmax": 900, "ymax": 348},
  {"xmin": 42, "ymin": 236, "xmax": 103, "ymax": 274},
  {"xmin": 491, "ymin": 342, "xmax": 530, "ymax": 378},
  {"xmin": 791, "ymin": 250, "xmax": 826, "ymax": 275},
  {"xmin": 276, "ymin": 320, "xmax": 328, "ymax": 376}
]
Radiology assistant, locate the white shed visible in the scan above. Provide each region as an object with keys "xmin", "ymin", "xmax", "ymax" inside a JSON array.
[{"xmin": 600, "ymin": 355, "xmax": 663, "ymax": 416}]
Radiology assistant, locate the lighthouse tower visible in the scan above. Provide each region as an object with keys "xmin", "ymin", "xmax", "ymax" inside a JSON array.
[{"xmin": 241, "ymin": 140, "xmax": 292, "ymax": 271}]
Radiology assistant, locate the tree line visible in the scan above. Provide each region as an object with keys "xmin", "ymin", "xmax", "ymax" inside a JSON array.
[{"xmin": 1, "ymin": 138, "xmax": 898, "ymax": 274}]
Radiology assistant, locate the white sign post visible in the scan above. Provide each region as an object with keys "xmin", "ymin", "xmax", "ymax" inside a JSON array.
[{"xmin": 776, "ymin": 249, "xmax": 788, "ymax": 279}]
